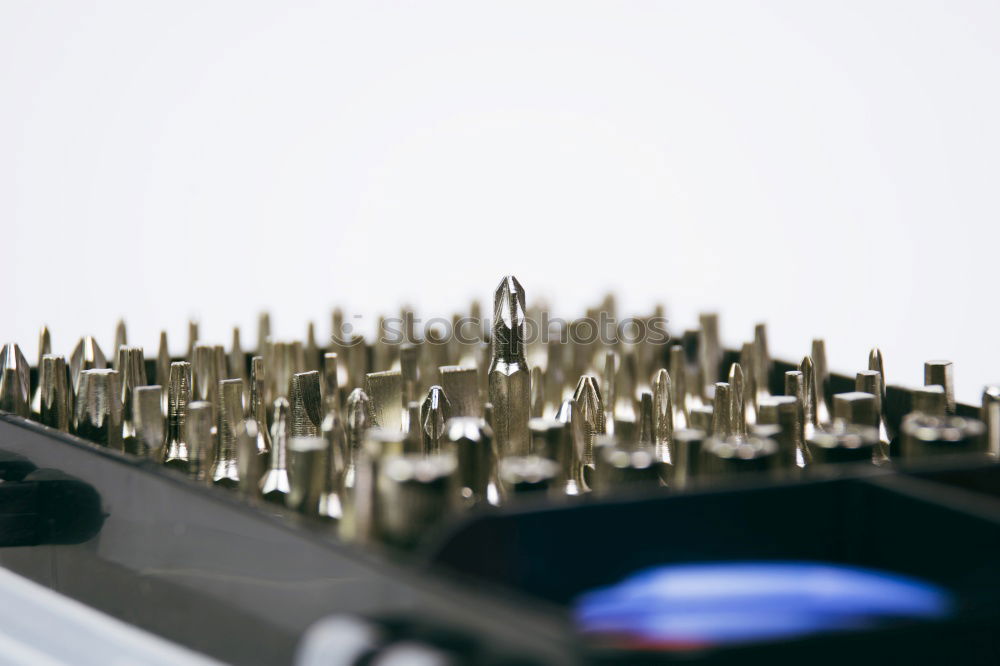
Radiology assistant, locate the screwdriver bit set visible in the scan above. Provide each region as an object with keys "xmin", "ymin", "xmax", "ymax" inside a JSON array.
[{"xmin": 2, "ymin": 275, "xmax": 1000, "ymax": 664}]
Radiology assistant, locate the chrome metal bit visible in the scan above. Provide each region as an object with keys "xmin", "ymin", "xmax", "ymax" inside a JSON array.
[
  {"xmin": 798, "ymin": 356, "xmax": 821, "ymax": 438},
  {"xmin": 785, "ymin": 370, "xmax": 807, "ymax": 439},
  {"xmin": 117, "ymin": 345, "xmax": 147, "ymax": 444},
  {"xmin": 237, "ymin": 418, "xmax": 264, "ymax": 498},
  {"xmin": 304, "ymin": 321, "xmax": 322, "ymax": 373},
  {"xmin": 637, "ymin": 392, "xmax": 655, "ymax": 446},
  {"xmin": 0, "ymin": 343, "xmax": 31, "ymax": 418},
  {"xmin": 912, "ymin": 385, "xmax": 947, "ymax": 417},
  {"xmin": 290, "ymin": 370, "xmax": 323, "ymax": 437},
  {"xmin": 602, "ymin": 351, "xmax": 617, "ymax": 433},
  {"xmin": 75, "ymin": 369, "xmax": 123, "ymax": 450},
  {"xmin": 399, "ymin": 344, "xmax": 419, "ymax": 406},
  {"xmin": 753, "ymin": 323, "xmax": 772, "ymax": 405},
  {"xmin": 323, "ymin": 352, "xmax": 340, "ymax": 412},
  {"xmin": 377, "ymin": 453, "xmax": 456, "ymax": 546},
  {"xmin": 38, "ymin": 354, "xmax": 72, "ymax": 430},
  {"xmin": 592, "ymin": 438, "xmax": 662, "ymax": 495},
  {"xmin": 901, "ymin": 414, "xmax": 986, "ymax": 459},
  {"xmin": 555, "ymin": 399, "xmax": 587, "ymax": 494},
  {"xmin": 673, "ymin": 428, "xmax": 707, "ymax": 489},
  {"xmin": 70, "ymin": 336, "xmax": 107, "ymax": 393},
  {"xmin": 212, "ymin": 378, "xmax": 244, "ymax": 487},
  {"xmin": 690, "ymin": 404, "xmax": 714, "ymax": 435},
  {"xmin": 192, "ymin": 344, "xmax": 220, "ymax": 420},
  {"xmin": 156, "ymin": 330, "xmax": 171, "ymax": 388},
  {"xmin": 729, "ymin": 363, "xmax": 748, "ymax": 439},
  {"xmin": 711, "ymin": 382, "xmax": 732, "ymax": 439},
  {"xmin": 421, "ymin": 385, "xmax": 452, "ymax": 453},
  {"xmin": 529, "ymin": 366, "xmax": 545, "ymax": 418},
  {"xmin": 364, "ymin": 370, "xmax": 402, "ymax": 432},
  {"xmin": 924, "ymin": 360, "xmax": 956, "ymax": 415},
  {"xmin": 230, "ymin": 327, "xmax": 248, "ymax": 385},
  {"xmin": 810, "ymin": 339, "xmax": 832, "ymax": 424},
  {"xmin": 652, "ymin": 369, "xmax": 673, "ymax": 463},
  {"xmin": 287, "ymin": 436, "xmax": 328, "ymax": 516},
  {"xmin": 982, "ymin": 385, "xmax": 1000, "ymax": 458},
  {"xmin": 249, "ymin": 356, "xmax": 271, "ymax": 454},
  {"xmin": 30, "ymin": 326, "xmax": 51, "ymax": 414},
  {"xmin": 739, "ymin": 342, "xmax": 757, "ymax": 425},
  {"xmin": 832, "ymin": 391, "xmax": 886, "ymax": 462},
  {"xmin": 499, "ymin": 455, "xmax": 559, "ymax": 498},
  {"xmin": 186, "ymin": 320, "xmax": 199, "ymax": 362},
  {"xmin": 445, "ymin": 417, "xmax": 495, "ymax": 507},
  {"xmin": 261, "ymin": 397, "xmax": 292, "ymax": 503},
  {"xmin": 668, "ymin": 345, "xmax": 691, "ymax": 429},
  {"xmin": 701, "ymin": 434, "xmax": 780, "ymax": 478},
  {"xmin": 488, "ymin": 276, "xmax": 531, "ymax": 457},
  {"xmin": 187, "ymin": 401, "xmax": 213, "ymax": 483},
  {"xmin": 438, "ymin": 365, "xmax": 482, "ymax": 418},
  {"xmin": 698, "ymin": 313, "xmax": 722, "ymax": 400},
  {"xmin": 163, "ymin": 361, "xmax": 193, "ymax": 472},
  {"xmin": 257, "ymin": 312, "xmax": 272, "ymax": 356},
  {"xmin": 113, "ymin": 319, "xmax": 127, "ymax": 362},
  {"xmin": 344, "ymin": 388, "xmax": 371, "ymax": 491},
  {"xmin": 855, "ymin": 371, "xmax": 891, "ymax": 452},
  {"xmin": 757, "ymin": 395, "xmax": 805, "ymax": 468},
  {"xmin": 133, "ymin": 385, "xmax": 164, "ymax": 458},
  {"xmin": 807, "ymin": 423, "xmax": 879, "ymax": 466}
]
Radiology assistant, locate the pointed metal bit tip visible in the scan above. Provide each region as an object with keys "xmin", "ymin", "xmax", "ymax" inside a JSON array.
[
  {"xmin": 75, "ymin": 369, "xmax": 123, "ymax": 450},
  {"xmin": 70, "ymin": 336, "xmax": 107, "ymax": 393},
  {"xmin": 118, "ymin": 345, "xmax": 147, "ymax": 441},
  {"xmin": 421, "ymin": 385, "xmax": 452, "ymax": 454},
  {"xmin": 492, "ymin": 275, "xmax": 527, "ymax": 362},
  {"xmin": 39, "ymin": 354, "xmax": 72, "ymax": 431},
  {"xmin": 0, "ymin": 343, "xmax": 30, "ymax": 417}
]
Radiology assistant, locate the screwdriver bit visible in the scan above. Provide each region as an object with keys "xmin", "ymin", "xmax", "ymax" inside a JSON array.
[
  {"xmin": 711, "ymin": 382, "xmax": 732, "ymax": 440},
  {"xmin": 652, "ymin": 369, "xmax": 673, "ymax": 463},
  {"xmin": 0, "ymin": 343, "xmax": 31, "ymax": 418},
  {"xmin": 728, "ymin": 363, "xmax": 748, "ymax": 442},
  {"xmin": 156, "ymin": 330, "xmax": 171, "ymax": 388},
  {"xmin": 287, "ymin": 436, "xmax": 328, "ymax": 516},
  {"xmin": 602, "ymin": 351, "xmax": 617, "ymax": 434},
  {"xmin": 901, "ymin": 414, "xmax": 986, "ymax": 459},
  {"xmin": 698, "ymin": 313, "xmax": 722, "ymax": 400},
  {"xmin": 75, "ymin": 369, "xmax": 123, "ymax": 450},
  {"xmin": 784, "ymin": 370, "xmax": 806, "ymax": 439},
  {"xmin": 186, "ymin": 320, "xmax": 199, "ymax": 362},
  {"xmin": 133, "ymin": 385, "xmax": 164, "ymax": 458},
  {"xmin": 399, "ymin": 344, "xmax": 419, "ymax": 406},
  {"xmin": 249, "ymin": 356, "xmax": 272, "ymax": 454},
  {"xmin": 403, "ymin": 400, "xmax": 422, "ymax": 452},
  {"xmin": 163, "ymin": 361, "xmax": 193, "ymax": 472},
  {"xmin": 701, "ymin": 434, "xmax": 780, "ymax": 478},
  {"xmin": 445, "ymin": 417, "xmax": 495, "ymax": 507},
  {"xmin": 257, "ymin": 312, "xmax": 271, "ymax": 356},
  {"xmin": 70, "ymin": 336, "xmax": 107, "ymax": 394},
  {"xmin": 637, "ymin": 392, "xmax": 655, "ymax": 446},
  {"xmin": 192, "ymin": 344, "xmax": 220, "ymax": 420},
  {"xmin": 438, "ymin": 366, "xmax": 482, "ymax": 418},
  {"xmin": 499, "ymin": 455, "xmax": 559, "ymax": 498},
  {"xmin": 488, "ymin": 276, "xmax": 531, "ymax": 457},
  {"xmin": 117, "ymin": 346, "xmax": 147, "ymax": 444},
  {"xmin": 212, "ymin": 378, "xmax": 245, "ymax": 487},
  {"xmin": 529, "ymin": 366, "xmax": 545, "ymax": 419},
  {"xmin": 807, "ymin": 423, "xmax": 879, "ymax": 466},
  {"xmin": 421, "ymin": 385, "xmax": 451, "ymax": 454},
  {"xmin": 230, "ymin": 327, "xmax": 248, "ymax": 386},
  {"xmin": 554, "ymin": 398, "xmax": 587, "ymax": 494},
  {"xmin": 30, "ymin": 325, "xmax": 51, "ymax": 415},
  {"xmin": 237, "ymin": 418, "xmax": 264, "ymax": 498},
  {"xmin": 344, "ymin": 388, "xmax": 371, "ymax": 492},
  {"xmin": 290, "ymin": 370, "xmax": 323, "ymax": 437},
  {"xmin": 667, "ymin": 345, "xmax": 691, "ymax": 429},
  {"xmin": 855, "ymin": 371, "xmax": 891, "ymax": 453},
  {"xmin": 304, "ymin": 321, "xmax": 321, "ymax": 373},
  {"xmin": 377, "ymin": 453, "xmax": 457, "ymax": 546},
  {"xmin": 323, "ymin": 352, "xmax": 340, "ymax": 412},
  {"xmin": 832, "ymin": 391, "xmax": 886, "ymax": 462},
  {"xmin": 982, "ymin": 385, "xmax": 1000, "ymax": 458},
  {"xmin": 38, "ymin": 354, "xmax": 72, "ymax": 431},
  {"xmin": 912, "ymin": 385, "xmax": 947, "ymax": 417},
  {"xmin": 113, "ymin": 319, "xmax": 127, "ymax": 361},
  {"xmin": 343, "ymin": 429, "xmax": 407, "ymax": 543},
  {"xmin": 261, "ymin": 397, "xmax": 292, "ymax": 503},
  {"xmin": 672, "ymin": 428, "xmax": 707, "ymax": 489},
  {"xmin": 753, "ymin": 323, "xmax": 772, "ymax": 405},
  {"xmin": 187, "ymin": 401, "xmax": 214, "ymax": 483},
  {"xmin": 365, "ymin": 370, "xmax": 403, "ymax": 431},
  {"xmin": 798, "ymin": 356, "xmax": 821, "ymax": 438},
  {"xmin": 690, "ymin": 404, "xmax": 714, "ymax": 435},
  {"xmin": 757, "ymin": 396, "xmax": 805, "ymax": 468},
  {"xmin": 810, "ymin": 339, "xmax": 832, "ymax": 424},
  {"xmin": 924, "ymin": 360, "xmax": 956, "ymax": 415},
  {"xmin": 738, "ymin": 342, "xmax": 757, "ymax": 425}
]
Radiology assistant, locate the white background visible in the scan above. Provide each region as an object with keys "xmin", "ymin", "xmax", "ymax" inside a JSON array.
[{"xmin": 2, "ymin": 1, "xmax": 998, "ymax": 403}]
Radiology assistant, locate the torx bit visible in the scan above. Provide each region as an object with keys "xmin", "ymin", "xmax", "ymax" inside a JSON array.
[
  {"xmin": 757, "ymin": 395, "xmax": 805, "ymax": 468},
  {"xmin": 637, "ymin": 392, "xmax": 655, "ymax": 446},
  {"xmin": 832, "ymin": 391, "xmax": 886, "ymax": 462},
  {"xmin": 855, "ymin": 371, "xmax": 891, "ymax": 452},
  {"xmin": 807, "ymin": 423, "xmax": 879, "ymax": 466},
  {"xmin": 901, "ymin": 414, "xmax": 986, "ymax": 459},
  {"xmin": 75, "ymin": 369, "xmax": 123, "ymax": 450},
  {"xmin": 711, "ymin": 382, "xmax": 732, "ymax": 439},
  {"xmin": 652, "ymin": 369, "xmax": 674, "ymax": 463},
  {"xmin": 701, "ymin": 434, "xmax": 780, "ymax": 478},
  {"xmin": 0, "ymin": 343, "xmax": 31, "ymax": 418},
  {"xmin": 672, "ymin": 428, "xmax": 707, "ymax": 489},
  {"xmin": 753, "ymin": 323, "xmax": 772, "ymax": 404},
  {"xmin": 592, "ymin": 438, "xmax": 662, "ymax": 495},
  {"xmin": 230, "ymin": 327, "xmax": 248, "ymax": 385},
  {"xmin": 212, "ymin": 378, "xmax": 244, "ymax": 487},
  {"xmin": 290, "ymin": 370, "xmax": 323, "ymax": 437},
  {"xmin": 445, "ymin": 417, "xmax": 495, "ymax": 507},
  {"xmin": 399, "ymin": 344, "xmax": 419, "ymax": 406},
  {"xmin": 186, "ymin": 320, "xmax": 199, "ymax": 362},
  {"xmin": 728, "ymin": 363, "xmax": 748, "ymax": 440},
  {"xmin": 113, "ymin": 319, "xmax": 128, "ymax": 362},
  {"xmin": 981, "ymin": 385, "xmax": 1000, "ymax": 458},
  {"xmin": 133, "ymin": 385, "xmax": 164, "ymax": 458},
  {"xmin": 499, "ymin": 455, "xmax": 559, "ymax": 498},
  {"xmin": 668, "ymin": 345, "xmax": 691, "ymax": 429},
  {"xmin": 30, "ymin": 325, "xmax": 51, "ymax": 414},
  {"xmin": 287, "ymin": 436, "xmax": 328, "ymax": 516},
  {"xmin": 163, "ymin": 361, "xmax": 193, "ymax": 472},
  {"xmin": 810, "ymin": 339, "xmax": 832, "ymax": 424},
  {"xmin": 249, "ymin": 356, "xmax": 271, "ymax": 453},
  {"xmin": 187, "ymin": 401, "xmax": 214, "ymax": 482},
  {"xmin": 70, "ymin": 336, "xmax": 107, "ymax": 394},
  {"xmin": 117, "ymin": 345, "xmax": 147, "ymax": 445},
  {"xmin": 529, "ymin": 366, "xmax": 545, "ymax": 418},
  {"xmin": 421, "ymin": 385, "xmax": 451, "ymax": 454},
  {"xmin": 438, "ymin": 365, "xmax": 482, "ymax": 418},
  {"xmin": 38, "ymin": 354, "xmax": 72, "ymax": 431},
  {"xmin": 237, "ymin": 418, "xmax": 264, "ymax": 498},
  {"xmin": 488, "ymin": 276, "xmax": 531, "ymax": 457},
  {"xmin": 156, "ymin": 330, "xmax": 170, "ymax": 388},
  {"xmin": 912, "ymin": 385, "xmax": 947, "ymax": 417},
  {"xmin": 261, "ymin": 397, "xmax": 292, "ymax": 503},
  {"xmin": 377, "ymin": 453, "xmax": 457, "ymax": 546},
  {"xmin": 924, "ymin": 360, "xmax": 956, "ymax": 415},
  {"xmin": 365, "ymin": 370, "xmax": 403, "ymax": 431}
]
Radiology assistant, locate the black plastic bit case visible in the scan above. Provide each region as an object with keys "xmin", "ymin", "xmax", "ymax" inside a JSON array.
[{"xmin": 1, "ymin": 358, "xmax": 999, "ymax": 665}]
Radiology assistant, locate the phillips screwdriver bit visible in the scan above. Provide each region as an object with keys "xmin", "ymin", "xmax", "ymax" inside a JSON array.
[
  {"xmin": 924, "ymin": 360, "xmax": 956, "ymax": 415},
  {"xmin": 365, "ymin": 370, "xmax": 403, "ymax": 431},
  {"xmin": 38, "ymin": 354, "xmax": 72, "ymax": 431},
  {"xmin": 30, "ymin": 326, "xmax": 51, "ymax": 415},
  {"xmin": 912, "ymin": 385, "xmax": 947, "ymax": 417},
  {"xmin": 421, "ymin": 385, "xmax": 451, "ymax": 454},
  {"xmin": 70, "ymin": 336, "xmax": 107, "ymax": 394},
  {"xmin": 798, "ymin": 357, "xmax": 821, "ymax": 438},
  {"xmin": 287, "ymin": 436, "xmax": 328, "ymax": 517},
  {"xmin": 75, "ymin": 369, "xmax": 123, "ymax": 450},
  {"xmin": 981, "ymin": 385, "xmax": 1000, "ymax": 458},
  {"xmin": 187, "ymin": 401, "xmax": 214, "ymax": 483},
  {"xmin": 163, "ymin": 361, "xmax": 193, "ymax": 472},
  {"xmin": 652, "ymin": 369, "xmax": 673, "ymax": 463},
  {"xmin": 290, "ymin": 370, "xmax": 323, "ymax": 437},
  {"xmin": 901, "ymin": 414, "xmax": 986, "ymax": 459},
  {"xmin": 728, "ymin": 363, "xmax": 748, "ymax": 441},
  {"xmin": 249, "ymin": 356, "xmax": 271, "ymax": 454},
  {"xmin": 261, "ymin": 397, "xmax": 292, "ymax": 503},
  {"xmin": 117, "ymin": 345, "xmax": 147, "ymax": 445},
  {"xmin": 438, "ymin": 366, "xmax": 482, "ymax": 418},
  {"xmin": 212, "ymin": 378, "xmax": 245, "ymax": 487},
  {"xmin": 133, "ymin": 385, "xmax": 164, "ymax": 458},
  {"xmin": 0, "ymin": 343, "xmax": 31, "ymax": 418},
  {"xmin": 807, "ymin": 423, "xmax": 879, "ymax": 466},
  {"xmin": 489, "ymin": 276, "xmax": 531, "ymax": 457}
]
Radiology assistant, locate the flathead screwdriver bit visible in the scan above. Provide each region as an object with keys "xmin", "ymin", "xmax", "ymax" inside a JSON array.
[
  {"xmin": 0, "ymin": 343, "xmax": 31, "ymax": 418},
  {"xmin": 364, "ymin": 370, "xmax": 403, "ymax": 431},
  {"xmin": 488, "ymin": 276, "xmax": 531, "ymax": 457},
  {"xmin": 38, "ymin": 354, "xmax": 72, "ymax": 431},
  {"xmin": 75, "ymin": 369, "xmax": 123, "ymax": 450},
  {"xmin": 133, "ymin": 385, "xmax": 164, "ymax": 458},
  {"xmin": 212, "ymin": 378, "xmax": 245, "ymax": 487},
  {"xmin": 30, "ymin": 326, "xmax": 51, "ymax": 415},
  {"xmin": 438, "ymin": 365, "xmax": 481, "ymax": 418},
  {"xmin": 163, "ymin": 361, "xmax": 193, "ymax": 472},
  {"xmin": 290, "ymin": 370, "xmax": 323, "ymax": 437}
]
